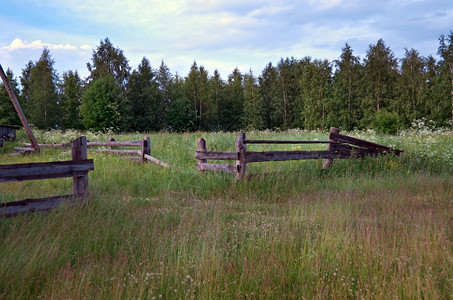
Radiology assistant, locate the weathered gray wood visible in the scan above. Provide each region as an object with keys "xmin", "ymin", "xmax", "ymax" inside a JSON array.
[
  {"xmin": 0, "ymin": 64, "xmax": 40, "ymax": 152},
  {"xmin": 87, "ymin": 141, "xmax": 141, "ymax": 147},
  {"xmin": 108, "ymin": 137, "xmax": 115, "ymax": 150},
  {"xmin": 330, "ymin": 132, "xmax": 403, "ymax": 155},
  {"xmin": 323, "ymin": 127, "xmax": 340, "ymax": 169},
  {"xmin": 14, "ymin": 147, "xmax": 35, "ymax": 152},
  {"xmin": 91, "ymin": 149, "xmax": 141, "ymax": 155},
  {"xmin": 196, "ymin": 162, "xmax": 237, "ymax": 174},
  {"xmin": 0, "ymin": 159, "xmax": 94, "ymax": 182},
  {"xmin": 196, "ymin": 138, "xmax": 207, "ymax": 171},
  {"xmin": 236, "ymin": 133, "xmax": 247, "ymax": 180},
  {"xmin": 246, "ymin": 150, "xmax": 350, "ymax": 163},
  {"xmin": 144, "ymin": 154, "xmax": 170, "ymax": 168},
  {"xmin": 195, "ymin": 151, "xmax": 238, "ymax": 161},
  {"xmin": 0, "ymin": 194, "xmax": 82, "ymax": 218},
  {"xmin": 244, "ymin": 139, "xmax": 334, "ymax": 144},
  {"xmin": 23, "ymin": 142, "xmax": 71, "ymax": 148},
  {"xmin": 71, "ymin": 137, "xmax": 89, "ymax": 194},
  {"xmin": 141, "ymin": 136, "xmax": 151, "ymax": 163},
  {"xmin": 330, "ymin": 143, "xmax": 380, "ymax": 157}
]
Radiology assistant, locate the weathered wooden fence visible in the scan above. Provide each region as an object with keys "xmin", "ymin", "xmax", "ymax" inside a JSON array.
[
  {"xmin": 196, "ymin": 128, "xmax": 404, "ymax": 180},
  {"xmin": 19, "ymin": 136, "xmax": 170, "ymax": 168},
  {"xmin": 0, "ymin": 136, "xmax": 94, "ymax": 218}
]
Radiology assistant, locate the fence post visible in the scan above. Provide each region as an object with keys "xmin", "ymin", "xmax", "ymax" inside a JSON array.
[
  {"xmin": 236, "ymin": 133, "xmax": 247, "ymax": 180},
  {"xmin": 323, "ymin": 127, "xmax": 340, "ymax": 169},
  {"xmin": 141, "ymin": 136, "xmax": 150, "ymax": 162},
  {"xmin": 197, "ymin": 138, "xmax": 207, "ymax": 173},
  {"xmin": 71, "ymin": 136, "xmax": 89, "ymax": 194},
  {"xmin": 108, "ymin": 137, "xmax": 115, "ymax": 150}
]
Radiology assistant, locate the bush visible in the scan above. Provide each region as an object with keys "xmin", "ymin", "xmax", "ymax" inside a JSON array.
[{"xmin": 373, "ymin": 110, "xmax": 399, "ymax": 134}]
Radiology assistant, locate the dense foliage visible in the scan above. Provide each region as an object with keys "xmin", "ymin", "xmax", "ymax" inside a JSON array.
[{"xmin": 1, "ymin": 33, "xmax": 453, "ymax": 131}]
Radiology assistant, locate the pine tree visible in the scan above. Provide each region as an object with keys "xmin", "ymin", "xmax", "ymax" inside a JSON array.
[
  {"xmin": 259, "ymin": 63, "xmax": 279, "ymax": 129},
  {"xmin": 127, "ymin": 57, "xmax": 162, "ymax": 131},
  {"xmin": 208, "ymin": 70, "xmax": 225, "ymax": 132},
  {"xmin": 27, "ymin": 48, "xmax": 60, "ymax": 129},
  {"xmin": 276, "ymin": 57, "xmax": 299, "ymax": 129},
  {"xmin": 299, "ymin": 59, "xmax": 332, "ymax": 130},
  {"xmin": 59, "ymin": 70, "xmax": 84, "ymax": 129},
  {"xmin": 395, "ymin": 49, "xmax": 427, "ymax": 125},
  {"xmin": 184, "ymin": 62, "xmax": 212, "ymax": 130},
  {"xmin": 219, "ymin": 68, "xmax": 244, "ymax": 131},
  {"xmin": 332, "ymin": 43, "xmax": 362, "ymax": 129},
  {"xmin": 20, "ymin": 61, "xmax": 34, "ymax": 117},
  {"xmin": 362, "ymin": 39, "xmax": 398, "ymax": 127},
  {"xmin": 242, "ymin": 70, "xmax": 264, "ymax": 130},
  {"xmin": 0, "ymin": 68, "xmax": 21, "ymax": 125},
  {"xmin": 438, "ymin": 30, "xmax": 453, "ymax": 122}
]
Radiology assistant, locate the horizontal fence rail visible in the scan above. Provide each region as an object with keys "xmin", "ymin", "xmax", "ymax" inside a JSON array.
[
  {"xmin": 0, "ymin": 159, "xmax": 94, "ymax": 183},
  {"xmin": 0, "ymin": 136, "xmax": 94, "ymax": 218},
  {"xmin": 20, "ymin": 136, "xmax": 170, "ymax": 168},
  {"xmin": 196, "ymin": 128, "xmax": 403, "ymax": 180}
]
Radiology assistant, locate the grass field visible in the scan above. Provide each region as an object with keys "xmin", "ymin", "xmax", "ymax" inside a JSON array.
[{"xmin": 1, "ymin": 128, "xmax": 452, "ymax": 299}]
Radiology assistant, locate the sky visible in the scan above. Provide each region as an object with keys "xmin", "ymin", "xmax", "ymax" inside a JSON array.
[{"xmin": 1, "ymin": 0, "xmax": 452, "ymax": 81}]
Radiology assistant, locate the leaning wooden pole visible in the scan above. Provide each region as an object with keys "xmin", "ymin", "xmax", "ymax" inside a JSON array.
[{"xmin": 0, "ymin": 64, "xmax": 40, "ymax": 152}]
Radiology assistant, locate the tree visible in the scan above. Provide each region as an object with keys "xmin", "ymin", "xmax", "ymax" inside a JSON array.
[
  {"xmin": 165, "ymin": 97, "xmax": 196, "ymax": 132},
  {"xmin": 59, "ymin": 70, "xmax": 84, "ymax": 129},
  {"xmin": 259, "ymin": 63, "xmax": 279, "ymax": 129},
  {"xmin": 80, "ymin": 75, "xmax": 130, "ymax": 131},
  {"xmin": 20, "ymin": 61, "xmax": 34, "ymax": 115},
  {"xmin": 438, "ymin": 30, "xmax": 453, "ymax": 121},
  {"xmin": 87, "ymin": 38, "xmax": 130, "ymax": 88},
  {"xmin": 332, "ymin": 43, "xmax": 362, "ymax": 129},
  {"xmin": 127, "ymin": 57, "xmax": 162, "ymax": 131},
  {"xmin": 362, "ymin": 39, "xmax": 398, "ymax": 127},
  {"xmin": 184, "ymin": 61, "xmax": 212, "ymax": 130},
  {"xmin": 26, "ymin": 48, "xmax": 60, "ymax": 129},
  {"xmin": 208, "ymin": 70, "xmax": 225, "ymax": 131},
  {"xmin": 299, "ymin": 59, "xmax": 333, "ymax": 129},
  {"xmin": 242, "ymin": 70, "xmax": 264, "ymax": 130},
  {"xmin": 276, "ymin": 57, "xmax": 299, "ymax": 129},
  {"xmin": 395, "ymin": 49, "xmax": 427, "ymax": 125},
  {"xmin": 0, "ymin": 68, "xmax": 21, "ymax": 125},
  {"xmin": 219, "ymin": 68, "xmax": 244, "ymax": 131}
]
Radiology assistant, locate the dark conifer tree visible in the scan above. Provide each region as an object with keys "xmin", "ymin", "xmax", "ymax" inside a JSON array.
[
  {"xmin": 26, "ymin": 48, "xmax": 60, "ymax": 129},
  {"xmin": 127, "ymin": 57, "xmax": 162, "ymax": 131},
  {"xmin": 0, "ymin": 69, "xmax": 22, "ymax": 126},
  {"xmin": 59, "ymin": 70, "xmax": 84, "ymax": 129},
  {"xmin": 332, "ymin": 43, "xmax": 362, "ymax": 129}
]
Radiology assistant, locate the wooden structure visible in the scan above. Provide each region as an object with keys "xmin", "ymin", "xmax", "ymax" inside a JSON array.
[
  {"xmin": 0, "ymin": 136, "xmax": 94, "ymax": 218},
  {"xmin": 20, "ymin": 136, "xmax": 170, "ymax": 168},
  {"xmin": 196, "ymin": 128, "xmax": 403, "ymax": 180},
  {"xmin": 0, "ymin": 64, "xmax": 40, "ymax": 152},
  {"xmin": 0, "ymin": 124, "xmax": 20, "ymax": 147}
]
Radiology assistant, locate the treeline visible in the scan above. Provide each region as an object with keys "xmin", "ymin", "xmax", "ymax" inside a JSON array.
[{"xmin": 1, "ymin": 32, "xmax": 453, "ymax": 133}]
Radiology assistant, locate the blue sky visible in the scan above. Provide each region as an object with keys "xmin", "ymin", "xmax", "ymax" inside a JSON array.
[{"xmin": 1, "ymin": 0, "xmax": 452, "ymax": 80}]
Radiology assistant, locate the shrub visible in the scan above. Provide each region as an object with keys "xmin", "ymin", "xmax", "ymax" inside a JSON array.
[{"xmin": 373, "ymin": 110, "xmax": 399, "ymax": 134}]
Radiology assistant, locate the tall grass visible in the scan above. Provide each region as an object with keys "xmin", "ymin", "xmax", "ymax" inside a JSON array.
[{"xmin": 0, "ymin": 128, "xmax": 452, "ymax": 298}]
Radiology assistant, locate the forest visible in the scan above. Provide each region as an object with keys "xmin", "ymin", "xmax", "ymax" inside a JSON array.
[{"xmin": 1, "ymin": 31, "xmax": 453, "ymax": 133}]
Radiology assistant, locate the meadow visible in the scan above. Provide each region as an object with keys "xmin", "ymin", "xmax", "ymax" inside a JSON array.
[{"xmin": 0, "ymin": 127, "xmax": 452, "ymax": 299}]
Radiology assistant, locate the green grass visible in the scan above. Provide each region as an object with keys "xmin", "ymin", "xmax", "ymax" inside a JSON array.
[{"xmin": 0, "ymin": 128, "xmax": 452, "ymax": 298}]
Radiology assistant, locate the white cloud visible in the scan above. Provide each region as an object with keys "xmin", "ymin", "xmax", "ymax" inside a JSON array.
[{"xmin": 3, "ymin": 38, "xmax": 78, "ymax": 51}]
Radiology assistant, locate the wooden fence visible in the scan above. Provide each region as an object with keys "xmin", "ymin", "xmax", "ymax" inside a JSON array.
[
  {"xmin": 196, "ymin": 128, "xmax": 404, "ymax": 180},
  {"xmin": 0, "ymin": 136, "xmax": 94, "ymax": 218},
  {"xmin": 19, "ymin": 136, "xmax": 170, "ymax": 168}
]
